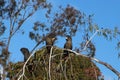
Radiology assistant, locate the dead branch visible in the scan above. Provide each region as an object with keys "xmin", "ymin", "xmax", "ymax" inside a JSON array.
[
  {"xmin": 83, "ymin": 30, "xmax": 99, "ymax": 51},
  {"xmin": 48, "ymin": 46, "xmax": 53, "ymax": 80},
  {"xmin": 17, "ymin": 48, "xmax": 41, "ymax": 80},
  {"xmin": 17, "ymin": 45, "xmax": 120, "ymax": 79},
  {"xmin": 63, "ymin": 48, "xmax": 120, "ymax": 78},
  {"xmin": 92, "ymin": 58, "xmax": 120, "ymax": 78}
]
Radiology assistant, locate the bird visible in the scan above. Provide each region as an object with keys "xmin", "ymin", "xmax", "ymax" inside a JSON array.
[
  {"xmin": 45, "ymin": 33, "xmax": 57, "ymax": 53},
  {"xmin": 20, "ymin": 48, "xmax": 30, "ymax": 62},
  {"xmin": 63, "ymin": 35, "xmax": 72, "ymax": 59}
]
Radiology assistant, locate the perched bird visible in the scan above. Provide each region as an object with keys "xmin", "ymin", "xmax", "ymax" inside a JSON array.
[
  {"xmin": 63, "ymin": 35, "xmax": 72, "ymax": 59},
  {"xmin": 20, "ymin": 48, "xmax": 30, "ymax": 62},
  {"xmin": 45, "ymin": 33, "xmax": 57, "ymax": 53}
]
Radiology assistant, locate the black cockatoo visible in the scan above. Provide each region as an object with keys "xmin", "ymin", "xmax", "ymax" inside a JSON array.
[
  {"xmin": 63, "ymin": 35, "xmax": 72, "ymax": 59},
  {"xmin": 20, "ymin": 48, "xmax": 30, "ymax": 61},
  {"xmin": 45, "ymin": 33, "xmax": 57, "ymax": 53}
]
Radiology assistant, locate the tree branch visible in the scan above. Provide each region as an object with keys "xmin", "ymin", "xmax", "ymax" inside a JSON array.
[
  {"xmin": 48, "ymin": 46, "xmax": 53, "ymax": 80},
  {"xmin": 92, "ymin": 58, "xmax": 120, "ymax": 78},
  {"xmin": 83, "ymin": 30, "xmax": 99, "ymax": 51},
  {"xmin": 17, "ymin": 46, "xmax": 120, "ymax": 79},
  {"xmin": 63, "ymin": 48, "xmax": 120, "ymax": 78},
  {"xmin": 17, "ymin": 48, "xmax": 41, "ymax": 80}
]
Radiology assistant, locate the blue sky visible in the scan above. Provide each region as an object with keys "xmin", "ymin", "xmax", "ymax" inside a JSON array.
[{"xmin": 8, "ymin": 0, "xmax": 120, "ymax": 80}]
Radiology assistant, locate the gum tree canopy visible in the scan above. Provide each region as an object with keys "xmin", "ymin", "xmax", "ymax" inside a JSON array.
[{"xmin": 0, "ymin": 0, "xmax": 120, "ymax": 80}]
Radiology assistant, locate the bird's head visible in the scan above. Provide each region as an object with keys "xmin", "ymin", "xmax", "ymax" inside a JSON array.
[
  {"xmin": 52, "ymin": 37, "xmax": 57, "ymax": 42},
  {"xmin": 20, "ymin": 48, "xmax": 29, "ymax": 54},
  {"xmin": 65, "ymin": 35, "xmax": 72, "ymax": 41}
]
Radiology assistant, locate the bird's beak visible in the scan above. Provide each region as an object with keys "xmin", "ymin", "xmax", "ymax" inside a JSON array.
[
  {"xmin": 66, "ymin": 37, "xmax": 68, "ymax": 40},
  {"xmin": 52, "ymin": 37, "xmax": 57, "ymax": 41}
]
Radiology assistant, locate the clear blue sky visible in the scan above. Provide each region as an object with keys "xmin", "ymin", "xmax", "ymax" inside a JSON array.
[{"xmin": 8, "ymin": 0, "xmax": 120, "ymax": 80}]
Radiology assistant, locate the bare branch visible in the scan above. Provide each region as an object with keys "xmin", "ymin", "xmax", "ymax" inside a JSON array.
[
  {"xmin": 51, "ymin": 46, "xmax": 120, "ymax": 78},
  {"xmin": 31, "ymin": 36, "xmax": 46, "ymax": 53},
  {"xmin": 62, "ymin": 48, "xmax": 120, "ymax": 78},
  {"xmin": 31, "ymin": 40, "xmax": 43, "ymax": 53},
  {"xmin": 17, "ymin": 45, "xmax": 120, "ymax": 79},
  {"xmin": 17, "ymin": 48, "xmax": 40, "ymax": 80},
  {"xmin": 92, "ymin": 58, "xmax": 120, "ymax": 78},
  {"xmin": 48, "ymin": 46, "xmax": 53, "ymax": 80},
  {"xmin": 83, "ymin": 30, "xmax": 99, "ymax": 51},
  {"xmin": 12, "ymin": 11, "xmax": 35, "ymax": 37}
]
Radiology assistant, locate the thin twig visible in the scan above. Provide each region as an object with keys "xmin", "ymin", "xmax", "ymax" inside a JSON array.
[{"xmin": 83, "ymin": 30, "xmax": 99, "ymax": 51}]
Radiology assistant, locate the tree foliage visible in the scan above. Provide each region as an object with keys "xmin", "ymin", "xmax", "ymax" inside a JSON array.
[
  {"xmin": 29, "ymin": 5, "xmax": 86, "ymax": 45},
  {"xmin": 0, "ymin": 0, "xmax": 51, "ymax": 79},
  {"xmin": 7, "ymin": 47, "xmax": 101, "ymax": 80},
  {"xmin": 0, "ymin": 0, "xmax": 120, "ymax": 80}
]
